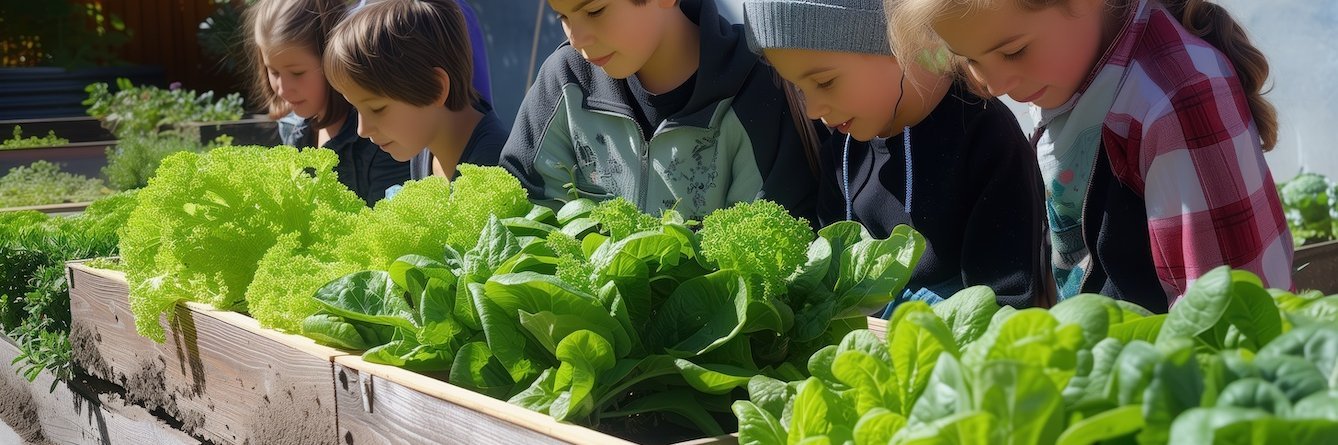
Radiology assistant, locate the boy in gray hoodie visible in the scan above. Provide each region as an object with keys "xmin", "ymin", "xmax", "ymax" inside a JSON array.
[{"xmin": 501, "ymin": 0, "xmax": 819, "ymax": 221}]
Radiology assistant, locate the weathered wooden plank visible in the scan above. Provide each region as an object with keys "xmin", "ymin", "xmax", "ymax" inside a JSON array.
[
  {"xmin": 67, "ymin": 263, "xmax": 343, "ymax": 445},
  {"xmin": 335, "ymin": 356, "xmax": 602, "ymax": 445},
  {"xmin": 0, "ymin": 336, "xmax": 200, "ymax": 445},
  {"xmin": 0, "ymin": 416, "xmax": 22, "ymax": 444},
  {"xmin": 335, "ymin": 355, "xmax": 735, "ymax": 445},
  {"xmin": 0, "ymin": 201, "xmax": 92, "ymax": 216}
]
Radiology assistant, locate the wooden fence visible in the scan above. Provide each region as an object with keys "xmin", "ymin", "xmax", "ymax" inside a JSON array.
[{"xmin": 98, "ymin": 0, "xmax": 241, "ymax": 95}]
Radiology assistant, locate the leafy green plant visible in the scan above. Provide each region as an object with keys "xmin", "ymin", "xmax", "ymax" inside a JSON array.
[
  {"xmin": 0, "ymin": 126, "xmax": 69, "ymax": 150},
  {"xmin": 116, "ymin": 144, "xmax": 533, "ymax": 341},
  {"xmin": 733, "ymin": 267, "xmax": 1338, "ymax": 445},
  {"xmin": 119, "ymin": 145, "xmax": 367, "ymax": 341},
  {"xmin": 84, "ymin": 78, "xmax": 244, "ymax": 139},
  {"xmin": 303, "ymin": 198, "xmax": 926, "ymax": 435},
  {"xmin": 1279, "ymin": 172, "xmax": 1338, "ymax": 246},
  {"xmin": 0, "ymin": 161, "xmax": 110, "ymax": 208},
  {"xmin": 248, "ymin": 168, "xmax": 530, "ymax": 334},
  {"xmin": 2, "ymin": 191, "xmax": 134, "ymax": 387},
  {"xmin": 101, "ymin": 133, "xmax": 232, "ymax": 191}
]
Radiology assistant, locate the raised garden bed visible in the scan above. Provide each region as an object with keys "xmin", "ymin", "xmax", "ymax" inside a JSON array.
[
  {"xmin": 0, "ymin": 117, "xmax": 114, "ymax": 143},
  {"xmin": 0, "ymin": 334, "xmax": 198, "ymax": 445},
  {"xmin": 62, "ymin": 262, "xmax": 798, "ymax": 445},
  {"xmin": 0, "ymin": 117, "xmax": 282, "ymax": 180},
  {"xmin": 0, "ymin": 140, "xmax": 115, "ymax": 179},
  {"xmin": 68, "ymin": 263, "xmax": 341, "ymax": 445},
  {"xmin": 332, "ymin": 356, "xmax": 724, "ymax": 445},
  {"xmin": 189, "ymin": 117, "xmax": 282, "ymax": 147},
  {"xmin": 1293, "ymin": 239, "xmax": 1338, "ymax": 293}
]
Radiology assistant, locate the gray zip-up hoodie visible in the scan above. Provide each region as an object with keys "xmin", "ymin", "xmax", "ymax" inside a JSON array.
[{"xmin": 500, "ymin": 0, "xmax": 817, "ymax": 221}]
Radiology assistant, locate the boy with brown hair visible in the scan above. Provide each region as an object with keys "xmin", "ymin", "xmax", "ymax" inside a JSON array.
[
  {"xmin": 500, "ymin": 0, "xmax": 818, "ymax": 221},
  {"xmin": 324, "ymin": 0, "xmax": 507, "ymax": 180}
]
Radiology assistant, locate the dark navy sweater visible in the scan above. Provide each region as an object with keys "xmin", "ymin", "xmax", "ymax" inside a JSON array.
[{"xmin": 814, "ymin": 82, "xmax": 1047, "ymax": 308}]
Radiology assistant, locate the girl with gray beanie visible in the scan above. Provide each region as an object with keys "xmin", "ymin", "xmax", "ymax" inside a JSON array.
[{"xmin": 743, "ymin": 0, "xmax": 1049, "ymax": 310}]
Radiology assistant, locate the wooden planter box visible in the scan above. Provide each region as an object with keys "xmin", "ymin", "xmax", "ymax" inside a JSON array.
[
  {"xmin": 0, "ymin": 116, "xmax": 280, "ymax": 158},
  {"xmin": 0, "ymin": 140, "xmax": 115, "ymax": 179},
  {"xmin": 65, "ymin": 263, "xmax": 745, "ymax": 444},
  {"xmin": 188, "ymin": 117, "xmax": 282, "ymax": 147},
  {"xmin": 67, "ymin": 263, "xmax": 342, "ymax": 445},
  {"xmin": 0, "ymin": 116, "xmax": 114, "ymax": 143},
  {"xmin": 0, "ymin": 335, "xmax": 198, "ymax": 445},
  {"xmin": 334, "ymin": 356, "xmax": 736, "ymax": 445},
  {"xmin": 1294, "ymin": 240, "xmax": 1338, "ymax": 293}
]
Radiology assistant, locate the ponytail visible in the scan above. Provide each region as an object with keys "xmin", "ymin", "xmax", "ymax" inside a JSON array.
[{"xmin": 1164, "ymin": 0, "xmax": 1277, "ymax": 151}]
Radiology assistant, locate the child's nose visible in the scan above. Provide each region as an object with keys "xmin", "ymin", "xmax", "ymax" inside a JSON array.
[
  {"xmin": 973, "ymin": 64, "xmax": 1018, "ymax": 98},
  {"xmin": 357, "ymin": 118, "xmax": 373, "ymax": 139},
  {"xmin": 568, "ymin": 26, "xmax": 594, "ymax": 51},
  {"xmin": 804, "ymin": 98, "xmax": 827, "ymax": 121},
  {"xmin": 273, "ymin": 77, "xmax": 288, "ymax": 97}
]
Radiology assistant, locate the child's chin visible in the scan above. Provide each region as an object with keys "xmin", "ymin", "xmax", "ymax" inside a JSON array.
[
  {"xmin": 391, "ymin": 151, "xmax": 418, "ymax": 163},
  {"xmin": 598, "ymin": 65, "xmax": 634, "ymax": 80}
]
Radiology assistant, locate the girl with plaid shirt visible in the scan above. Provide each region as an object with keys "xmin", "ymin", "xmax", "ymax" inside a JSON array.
[{"xmin": 886, "ymin": 0, "xmax": 1291, "ymax": 311}]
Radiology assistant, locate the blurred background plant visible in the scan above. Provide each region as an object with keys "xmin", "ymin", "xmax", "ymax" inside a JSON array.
[
  {"xmin": 0, "ymin": 1, "xmax": 131, "ymax": 68},
  {"xmin": 84, "ymin": 78, "xmax": 244, "ymax": 138},
  {"xmin": 0, "ymin": 126, "xmax": 69, "ymax": 150},
  {"xmin": 197, "ymin": 0, "xmax": 256, "ymax": 80},
  {"xmin": 0, "ymin": 161, "xmax": 110, "ymax": 208}
]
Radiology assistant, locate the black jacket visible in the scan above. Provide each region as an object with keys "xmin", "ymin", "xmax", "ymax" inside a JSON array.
[
  {"xmin": 815, "ymin": 83, "xmax": 1047, "ymax": 308},
  {"xmin": 278, "ymin": 112, "xmax": 409, "ymax": 206}
]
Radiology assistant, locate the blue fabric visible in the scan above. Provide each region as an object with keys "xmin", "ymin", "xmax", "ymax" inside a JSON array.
[
  {"xmin": 877, "ymin": 278, "xmax": 958, "ymax": 319},
  {"xmin": 457, "ymin": 0, "xmax": 492, "ymax": 103}
]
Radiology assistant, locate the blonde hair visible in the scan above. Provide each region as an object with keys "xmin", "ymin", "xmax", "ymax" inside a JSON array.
[
  {"xmin": 887, "ymin": 0, "xmax": 1278, "ymax": 150},
  {"xmin": 243, "ymin": 0, "xmax": 352, "ymax": 129}
]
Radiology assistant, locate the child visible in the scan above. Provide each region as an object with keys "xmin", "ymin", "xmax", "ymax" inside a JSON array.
[
  {"xmin": 324, "ymin": 0, "xmax": 507, "ymax": 180},
  {"xmin": 500, "ymin": 0, "xmax": 818, "ymax": 221},
  {"xmin": 888, "ymin": 0, "xmax": 1292, "ymax": 311},
  {"xmin": 244, "ymin": 0, "xmax": 409, "ymax": 206},
  {"xmin": 743, "ymin": 0, "xmax": 1048, "ymax": 309}
]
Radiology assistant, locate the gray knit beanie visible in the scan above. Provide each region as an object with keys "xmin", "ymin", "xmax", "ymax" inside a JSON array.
[{"xmin": 743, "ymin": 0, "xmax": 893, "ymax": 56}]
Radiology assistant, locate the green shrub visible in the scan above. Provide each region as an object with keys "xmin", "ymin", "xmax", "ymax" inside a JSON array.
[{"xmin": 0, "ymin": 161, "xmax": 109, "ymax": 208}]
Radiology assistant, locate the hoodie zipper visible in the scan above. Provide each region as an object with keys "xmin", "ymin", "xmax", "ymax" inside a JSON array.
[
  {"xmin": 1074, "ymin": 145, "xmax": 1101, "ymax": 295},
  {"xmin": 1031, "ymin": 122, "xmax": 1100, "ymax": 299},
  {"xmin": 587, "ymin": 109, "xmax": 656, "ymax": 209}
]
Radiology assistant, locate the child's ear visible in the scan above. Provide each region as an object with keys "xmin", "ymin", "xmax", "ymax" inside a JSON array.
[
  {"xmin": 433, "ymin": 67, "xmax": 452, "ymax": 106},
  {"xmin": 654, "ymin": 0, "xmax": 677, "ymax": 10}
]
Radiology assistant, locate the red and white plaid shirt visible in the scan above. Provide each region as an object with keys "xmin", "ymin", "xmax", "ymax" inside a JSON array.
[{"xmin": 1099, "ymin": 0, "xmax": 1293, "ymax": 302}]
